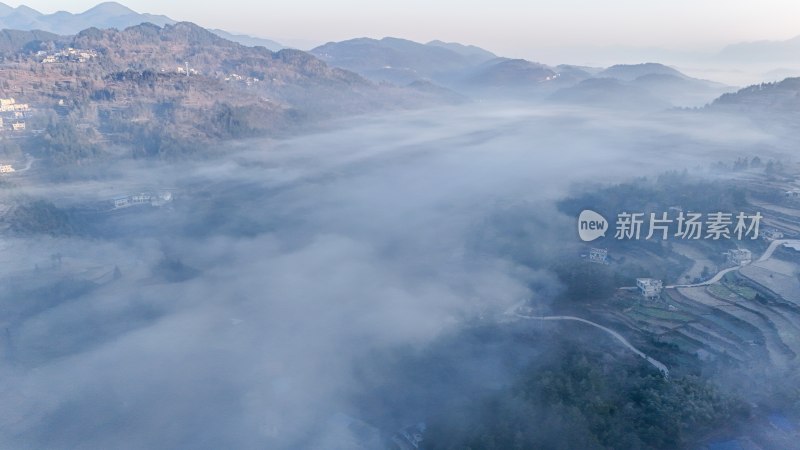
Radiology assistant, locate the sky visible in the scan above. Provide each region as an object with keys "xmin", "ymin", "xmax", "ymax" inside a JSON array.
[{"xmin": 3, "ymin": 0, "xmax": 800, "ymax": 58}]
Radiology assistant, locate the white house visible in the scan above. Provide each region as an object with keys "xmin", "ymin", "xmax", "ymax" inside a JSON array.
[
  {"xmin": 727, "ymin": 249, "xmax": 752, "ymax": 266},
  {"xmin": 589, "ymin": 248, "xmax": 608, "ymax": 264},
  {"xmin": 636, "ymin": 278, "xmax": 663, "ymax": 299},
  {"xmin": 112, "ymin": 196, "xmax": 130, "ymax": 208},
  {"xmin": 131, "ymin": 193, "xmax": 152, "ymax": 204}
]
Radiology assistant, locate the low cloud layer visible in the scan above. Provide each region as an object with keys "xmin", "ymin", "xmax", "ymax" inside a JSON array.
[{"xmin": 0, "ymin": 102, "xmax": 791, "ymax": 449}]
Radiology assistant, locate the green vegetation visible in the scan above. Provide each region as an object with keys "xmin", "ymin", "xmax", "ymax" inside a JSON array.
[
  {"xmin": 549, "ymin": 258, "xmax": 679, "ymax": 304},
  {"xmin": 708, "ymin": 283, "xmax": 758, "ymax": 301},
  {"xmin": 0, "ymin": 139, "xmax": 24, "ymax": 162},
  {"xmin": 628, "ymin": 305, "xmax": 695, "ymax": 323},
  {"xmin": 31, "ymin": 120, "xmax": 104, "ymax": 166},
  {"xmin": 558, "ymin": 172, "xmax": 748, "ymax": 221},
  {"xmin": 7, "ymin": 200, "xmax": 81, "ymax": 235},
  {"xmin": 153, "ymin": 257, "xmax": 200, "ymax": 282},
  {"xmin": 425, "ymin": 348, "xmax": 749, "ymax": 450},
  {"xmin": 550, "ymin": 261, "xmax": 620, "ymax": 302}
]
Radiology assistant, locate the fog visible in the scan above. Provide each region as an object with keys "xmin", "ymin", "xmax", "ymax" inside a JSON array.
[{"xmin": 0, "ymin": 102, "xmax": 791, "ymax": 448}]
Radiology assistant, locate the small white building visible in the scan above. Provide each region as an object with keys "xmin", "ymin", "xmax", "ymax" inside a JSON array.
[
  {"xmin": 131, "ymin": 193, "xmax": 152, "ymax": 204},
  {"xmin": 0, "ymin": 98, "xmax": 29, "ymax": 113},
  {"xmin": 727, "ymin": 249, "xmax": 752, "ymax": 266},
  {"xmin": 11, "ymin": 122, "xmax": 25, "ymax": 131},
  {"xmin": 636, "ymin": 278, "xmax": 663, "ymax": 299},
  {"xmin": 589, "ymin": 248, "xmax": 608, "ymax": 264},
  {"xmin": 785, "ymin": 189, "xmax": 800, "ymax": 199},
  {"xmin": 151, "ymin": 191, "xmax": 173, "ymax": 206},
  {"xmin": 762, "ymin": 228, "xmax": 784, "ymax": 241},
  {"xmin": 0, "ymin": 164, "xmax": 14, "ymax": 174},
  {"xmin": 112, "ymin": 196, "xmax": 130, "ymax": 208}
]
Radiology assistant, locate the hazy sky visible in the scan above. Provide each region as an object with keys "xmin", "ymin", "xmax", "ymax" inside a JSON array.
[{"xmin": 4, "ymin": 1, "xmax": 800, "ymax": 57}]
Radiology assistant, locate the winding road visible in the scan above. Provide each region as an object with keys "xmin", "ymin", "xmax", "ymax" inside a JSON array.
[
  {"xmin": 757, "ymin": 239, "xmax": 800, "ymax": 262},
  {"xmin": 666, "ymin": 266, "xmax": 740, "ymax": 288},
  {"xmin": 514, "ymin": 313, "xmax": 670, "ymax": 378},
  {"xmin": 507, "ymin": 240, "xmax": 800, "ymax": 381},
  {"xmin": 631, "ymin": 239, "xmax": 800, "ymax": 290},
  {"xmin": 14, "ymin": 155, "xmax": 35, "ymax": 173}
]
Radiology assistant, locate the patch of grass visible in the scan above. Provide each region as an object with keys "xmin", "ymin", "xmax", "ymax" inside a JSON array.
[
  {"xmin": 724, "ymin": 283, "xmax": 758, "ymax": 300},
  {"xmin": 630, "ymin": 305, "xmax": 695, "ymax": 322},
  {"xmin": 707, "ymin": 283, "xmax": 758, "ymax": 301},
  {"xmin": 708, "ymin": 284, "xmax": 738, "ymax": 301}
]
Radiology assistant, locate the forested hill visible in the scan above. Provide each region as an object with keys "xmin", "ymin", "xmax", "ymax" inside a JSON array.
[{"xmin": 0, "ymin": 22, "xmax": 460, "ymax": 164}]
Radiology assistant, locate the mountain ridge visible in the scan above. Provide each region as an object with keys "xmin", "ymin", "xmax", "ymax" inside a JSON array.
[
  {"xmin": 0, "ymin": 1, "xmax": 284, "ymax": 50},
  {"xmin": 717, "ymin": 35, "xmax": 800, "ymax": 63}
]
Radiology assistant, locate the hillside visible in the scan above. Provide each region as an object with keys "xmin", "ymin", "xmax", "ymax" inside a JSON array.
[
  {"xmin": 425, "ymin": 40, "xmax": 496, "ymax": 62},
  {"xmin": 596, "ymin": 63, "xmax": 688, "ymax": 81},
  {"xmin": 548, "ymin": 77, "xmax": 671, "ymax": 111},
  {"xmin": 0, "ymin": 22, "xmax": 461, "ymax": 164},
  {"xmin": 462, "ymin": 58, "xmax": 557, "ymax": 87},
  {"xmin": 708, "ymin": 77, "xmax": 800, "ymax": 118},
  {"xmin": 310, "ymin": 37, "xmax": 495, "ymax": 85},
  {"xmin": 0, "ymin": 28, "xmax": 65, "ymax": 53}
]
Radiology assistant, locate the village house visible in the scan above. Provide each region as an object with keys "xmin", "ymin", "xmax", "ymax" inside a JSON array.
[
  {"xmin": 636, "ymin": 278, "xmax": 663, "ymax": 299},
  {"xmin": 0, "ymin": 98, "xmax": 29, "ymax": 113},
  {"xmin": 726, "ymin": 249, "xmax": 752, "ymax": 266}
]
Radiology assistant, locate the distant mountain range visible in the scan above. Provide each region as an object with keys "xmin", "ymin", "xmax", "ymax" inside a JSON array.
[
  {"xmin": 0, "ymin": 2, "xmax": 792, "ymax": 118},
  {"xmin": 0, "ymin": 1, "xmax": 283, "ymax": 50},
  {"xmin": 717, "ymin": 35, "xmax": 800, "ymax": 63},
  {"xmin": 571, "ymin": 63, "xmax": 732, "ymax": 108},
  {"xmin": 0, "ymin": 9, "xmax": 793, "ymax": 164},
  {"xmin": 311, "ymin": 38, "xmax": 733, "ymax": 108}
]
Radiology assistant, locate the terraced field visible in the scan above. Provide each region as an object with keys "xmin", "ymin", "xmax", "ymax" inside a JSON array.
[
  {"xmin": 740, "ymin": 259, "xmax": 800, "ymax": 305},
  {"xmin": 614, "ymin": 278, "xmax": 800, "ymax": 371},
  {"xmin": 677, "ymin": 286, "xmax": 796, "ymax": 368}
]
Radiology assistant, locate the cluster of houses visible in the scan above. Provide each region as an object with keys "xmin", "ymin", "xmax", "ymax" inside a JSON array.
[
  {"xmin": 176, "ymin": 65, "xmax": 199, "ymax": 76},
  {"xmin": 156, "ymin": 64, "xmax": 200, "ymax": 76},
  {"xmin": 223, "ymin": 73, "xmax": 261, "ymax": 86},
  {"xmin": 0, "ymin": 98, "xmax": 29, "ymax": 132},
  {"xmin": 38, "ymin": 48, "xmax": 98, "ymax": 64},
  {"xmin": 111, "ymin": 192, "xmax": 173, "ymax": 210}
]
